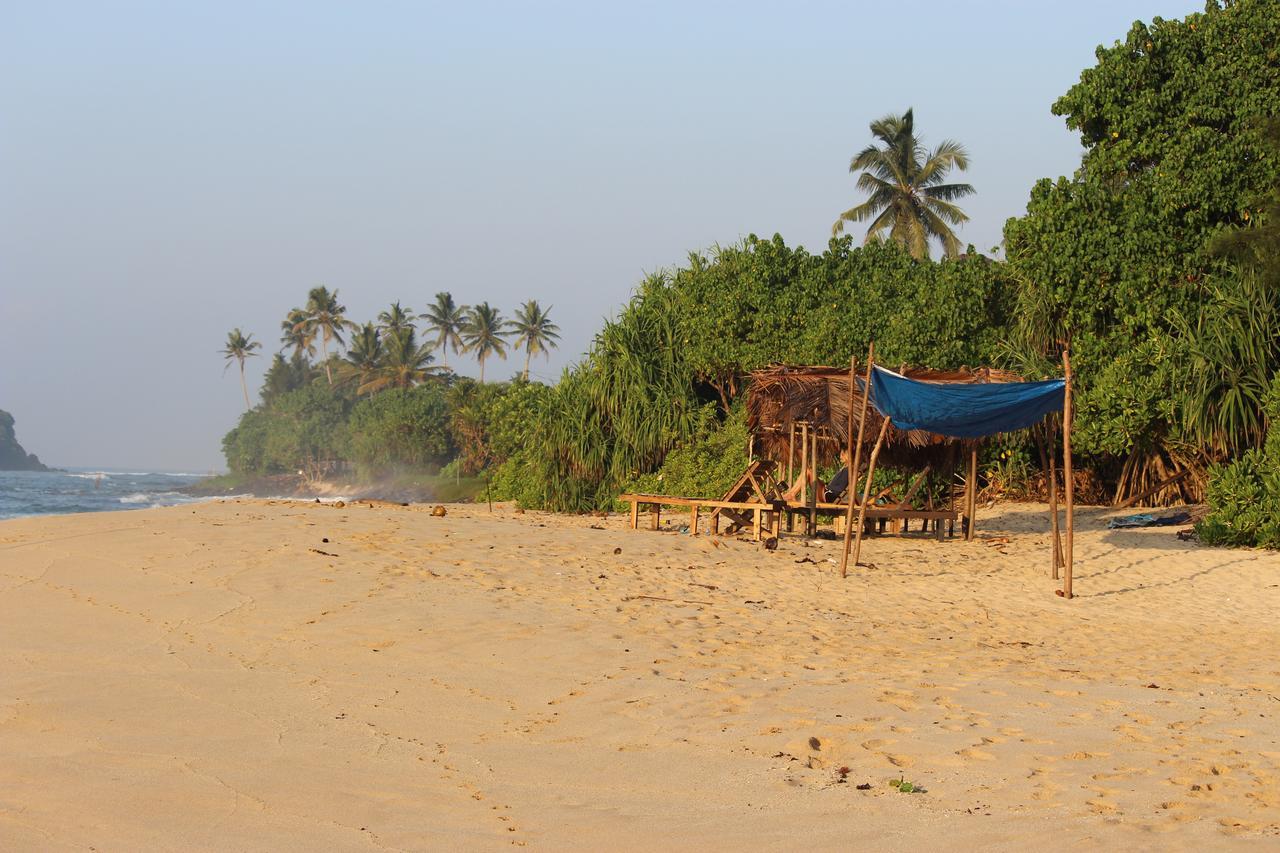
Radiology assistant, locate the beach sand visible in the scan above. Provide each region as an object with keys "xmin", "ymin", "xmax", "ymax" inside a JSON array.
[{"xmin": 1, "ymin": 499, "xmax": 1278, "ymax": 850}]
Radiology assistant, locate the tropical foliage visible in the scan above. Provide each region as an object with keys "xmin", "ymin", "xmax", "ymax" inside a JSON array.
[
  {"xmin": 421, "ymin": 292, "xmax": 467, "ymax": 368},
  {"xmin": 461, "ymin": 302, "xmax": 509, "ymax": 382},
  {"xmin": 833, "ymin": 109, "xmax": 974, "ymax": 259},
  {"xmin": 221, "ymin": 328, "xmax": 262, "ymax": 410},
  {"xmin": 509, "ymin": 300, "xmax": 561, "ymax": 379}
]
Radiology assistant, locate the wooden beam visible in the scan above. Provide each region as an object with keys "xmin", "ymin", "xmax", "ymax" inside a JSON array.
[
  {"xmin": 841, "ymin": 345, "xmax": 874, "ymax": 578},
  {"xmin": 689, "ymin": 505, "xmax": 699, "ymax": 536}
]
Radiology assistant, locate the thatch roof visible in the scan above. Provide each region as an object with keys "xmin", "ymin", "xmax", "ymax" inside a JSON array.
[{"xmin": 746, "ymin": 363, "xmax": 1025, "ymax": 469}]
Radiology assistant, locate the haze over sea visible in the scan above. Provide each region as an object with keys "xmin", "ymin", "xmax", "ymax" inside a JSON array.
[{"xmin": 0, "ymin": 470, "xmax": 206, "ymax": 521}]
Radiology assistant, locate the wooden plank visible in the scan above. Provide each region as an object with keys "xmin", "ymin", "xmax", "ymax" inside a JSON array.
[
  {"xmin": 620, "ymin": 494, "xmax": 783, "ymax": 512},
  {"xmin": 650, "ymin": 504, "xmax": 660, "ymax": 531},
  {"xmin": 689, "ymin": 505, "xmax": 698, "ymax": 536},
  {"xmin": 629, "ymin": 500, "xmax": 639, "ymax": 530}
]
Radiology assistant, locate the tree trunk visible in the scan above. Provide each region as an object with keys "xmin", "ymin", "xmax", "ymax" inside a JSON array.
[
  {"xmin": 523, "ymin": 350, "xmax": 531, "ymax": 381},
  {"xmin": 321, "ymin": 332, "xmax": 332, "ymax": 385},
  {"xmin": 239, "ymin": 360, "xmax": 250, "ymax": 411},
  {"xmin": 479, "ymin": 354, "xmax": 485, "ymax": 383}
]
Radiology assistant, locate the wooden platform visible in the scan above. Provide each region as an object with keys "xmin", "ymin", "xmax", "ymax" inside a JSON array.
[{"xmin": 618, "ymin": 493, "xmax": 960, "ymax": 541}]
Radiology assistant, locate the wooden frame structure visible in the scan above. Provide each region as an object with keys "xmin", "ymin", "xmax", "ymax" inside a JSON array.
[{"xmin": 619, "ymin": 348, "xmax": 1078, "ymax": 600}]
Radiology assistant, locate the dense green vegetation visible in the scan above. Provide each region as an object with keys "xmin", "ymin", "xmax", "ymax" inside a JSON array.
[
  {"xmin": 219, "ymin": 293, "xmax": 559, "ymax": 493},
  {"xmin": 217, "ymin": 1, "xmax": 1280, "ymax": 547}
]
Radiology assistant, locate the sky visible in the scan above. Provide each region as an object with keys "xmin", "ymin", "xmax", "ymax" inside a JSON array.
[{"xmin": 1, "ymin": 0, "xmax": 1203, "ymax": 472}]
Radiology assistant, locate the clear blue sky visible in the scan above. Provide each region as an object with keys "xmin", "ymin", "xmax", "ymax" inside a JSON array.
[{"xmin": 1, "ymin": 0, "xmax": 1201, "ymax": 471}]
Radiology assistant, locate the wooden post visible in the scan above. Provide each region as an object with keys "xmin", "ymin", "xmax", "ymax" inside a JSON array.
[
  {"xmin": 841, "ymin": 345, "xmax": 874, "ymax": 577},
  {"xmin": 650, "ymin": 504, "xmax": 660, "ymax": 531},
  {"xmin": 1062, "ymin": 350, "xmax": 1074, "ymax": 599},
  {"xmin": 851, "ymin": 417, "xmax": 892, "ymax": 570},
  {"xmin": 753, "ymin": 507, "xmax": 762, "ymax": 541},
  {"xmin": 629, "ymin": 500, "xmax": 639, "ymax": 530},
  {"xmin": 800, "ymin": 422, "xmax": 809, "ymax": 507},
  {"xmin": 1041, "ymin": 420, "xmax": 1063, "ymax": 579},
  {"xmin": 787, "ymin": 422, "xmax": 795, "ymax": 486},
  {"xmin": 966, "ymin": 447, "xmax": 979, "ymax": 541},
  {"xmin": 689, "ymin": 505, "xmax": 699, "ymax": 536},
  {"xmin": 808, "ymin": 427, "xmax": 819, "ymax": 535}
]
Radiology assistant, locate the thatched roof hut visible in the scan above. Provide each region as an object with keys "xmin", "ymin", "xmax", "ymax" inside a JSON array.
[{"xmin": 746, "ymin": 363, "xmax": 1024, "ymax": 470}]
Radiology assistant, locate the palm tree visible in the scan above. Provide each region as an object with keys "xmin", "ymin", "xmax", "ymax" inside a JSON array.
[
  {"xmin": 279, "ymin": 308, "xmax": 315, "ymax": 360},
  {"xmin": 338, "ymin": 323, "xmax": 385, "ymax": 394},
  {"xmin": 420, "ymin": 292, "xmax": 467, "ymax": 368},
  {"xmin": 508, "ymin": 300, "xmax": 561, "ymax": 379},
  {"xmin": 377, "ymin": 301, "xmax": 415, "ymax": 339},
  {"xmin": 461, "ymin": 302, "xmax": 509, "ymax": 382},
  {"xmin": 221, "ymin": 328, "xmax": 262, "ymax": 410},
  {"xmin": 832, "ymin": 108, "xmax": 975, "ymax": 259},
  {"xmin": 296, "ymin": 286, "xmax": 357, "ymax": 385},
  {"xmin": 359, "ymin": 328, "xmax": 439, "ymax": 395}
]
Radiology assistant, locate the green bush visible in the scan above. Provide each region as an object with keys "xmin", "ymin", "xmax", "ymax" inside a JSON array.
[
  {"xmin": 1198, "ymin": 376, "xmax": 1280, "ymax": 548},
  {"xmin": 348, "ymin": 385, "xmax": 452, "ymax": 476}
]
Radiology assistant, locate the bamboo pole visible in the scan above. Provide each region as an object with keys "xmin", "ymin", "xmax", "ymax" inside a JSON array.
[
  {"xmin": 841, "ymin": 345, "xmax": 875, "ymax": 578},
  {"xmin": 1062, "ymin": 350, "xmax": 1074, "ymax": 599},
  {"xmin": 850, "ymin": 417, "xmax": 892, "ymax": 569}
]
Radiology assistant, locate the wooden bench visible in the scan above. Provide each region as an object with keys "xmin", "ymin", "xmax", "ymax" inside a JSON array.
[
  {"xmin": 786, "ymin": 501, "xmax": 960, "ymax": 541},
  {"xmin": 619, "ymin": 494, "xmax": 784, "ymax": 540},
  {"xmin": 620, "ymin": 494, "xmax": 959, "ymax": 541}
]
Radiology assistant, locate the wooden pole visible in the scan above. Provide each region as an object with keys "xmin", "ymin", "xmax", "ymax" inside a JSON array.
[
  {"xmin": 850, "ymin": 417, "xmax": 892, "ymax": 569},
  {"xmin": 1037, "ymin": 420, "xmax": 1063, "ymax": 579},
  {"xmin": 800, "ymin": 422, "xmax": 809, "ymax": 506},
  {"xmin": 1062, "ymin": 350, "xmax": 1074, "ymax": 599},
  {"xmin": 841, "ymin": 345, "xmax": 875, "ymax": 577},
  {"xmin": 787, "ymin": 422, "xmax": 795, "ymax": 485},
  {"xmin": 965, "ymin": 447, "xmax": 979, "ymax": 541}
]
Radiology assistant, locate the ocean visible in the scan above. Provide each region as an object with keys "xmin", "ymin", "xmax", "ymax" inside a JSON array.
[{"xmin": 0, "ymin": 469, "xmax": 211, "ymax": 520}]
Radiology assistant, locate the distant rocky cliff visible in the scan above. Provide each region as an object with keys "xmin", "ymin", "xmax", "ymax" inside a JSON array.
[{"xmin": 0, "ymin": 410, "xmax": 50, "ymax": 471}]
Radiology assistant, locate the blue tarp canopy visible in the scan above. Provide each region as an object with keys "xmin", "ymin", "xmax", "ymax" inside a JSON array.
[{"xmin": 864, "ymin": 365, "xmax": 1064, "ymax": 439}]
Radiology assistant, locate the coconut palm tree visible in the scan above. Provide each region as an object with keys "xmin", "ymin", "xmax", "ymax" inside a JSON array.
[
  {"xmin": 280, "ymin": 307, "xmax": 316, "ymax": 360},
  {"xmin": 359, "ymin": 328, "xmax": 439, "ymax": 395},
  {"xmin": 421, "ymin": 292, "xmax": 467, "ymax": 368},
  {"xmin": 221, "ymin": 328, "xmax": 262, "ymax": 410},
  {"xmin": 338, "ymin": 323, "xmax": 385, "ymax": 394},
  {"xmin": 296, "ymin": 286, "xmax": 357, "ymax": 385},
  {"xmin": 377, "ymin": 301, "xmax": 415, "ymax": 339},
  {"xmin": 832, "ymin": 108, "xmax": 975, "ymax": 259},
  {"xmin": 508, "ymin": 300, "xmax": 561, "ymax": 380},
  {"xmin": 461, "ymin": 302, "xmax": 509, "ymax": 382}
]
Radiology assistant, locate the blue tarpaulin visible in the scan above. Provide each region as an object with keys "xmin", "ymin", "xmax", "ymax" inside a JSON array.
[{"xmin": 864, "ymin": 366, "xmax": 1065, "ymax": 438}]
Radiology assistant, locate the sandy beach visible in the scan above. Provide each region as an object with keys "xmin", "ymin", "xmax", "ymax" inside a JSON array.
[{"xmin": 1, "ymin": 499, "xmax": 1278, "ymax": 850}]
